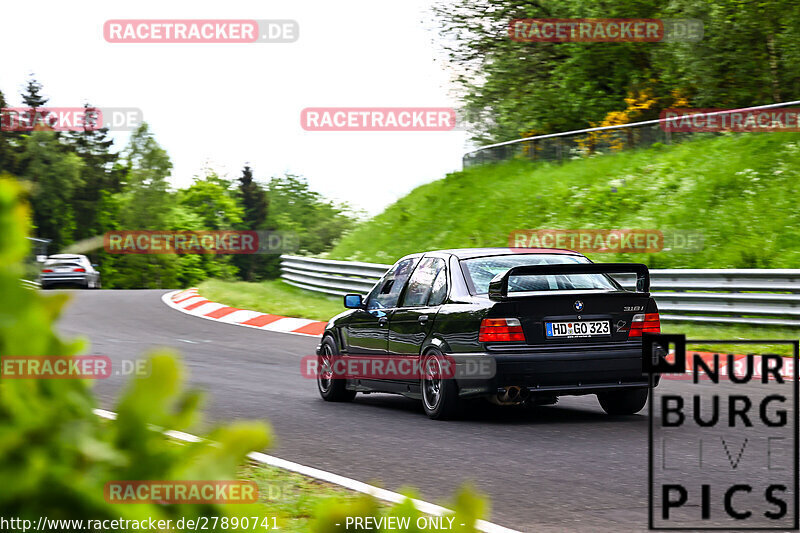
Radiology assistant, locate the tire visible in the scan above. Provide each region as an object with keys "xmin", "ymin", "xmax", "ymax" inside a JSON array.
[
  {"xmin": 597, "ymin": 388, "xmax": 648, "ymax": 415},
  {"xmin": 317, "ymin": 336, "xmax": 356, "ymax": 402},
  {"xmin": 421, "ymin": 350, "xmax": 461, "ymax": 420}
]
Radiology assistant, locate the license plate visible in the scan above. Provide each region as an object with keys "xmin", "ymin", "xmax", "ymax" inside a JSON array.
[{"xmin": 546, "ymin": 320, "xmax": 610, "ymax": 338}]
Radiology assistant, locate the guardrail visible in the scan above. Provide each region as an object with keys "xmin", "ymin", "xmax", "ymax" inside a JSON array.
[
  {"xmin": 20, "ymin": 279, "xmax": 40, "ymax": 289},
  {"xmin": 280, "ymin": 255, "xmax": 800, "ymax": 327}
]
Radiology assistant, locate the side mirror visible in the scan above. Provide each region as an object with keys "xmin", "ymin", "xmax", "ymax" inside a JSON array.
[
  {"xmin": 91, "ymin": 264, "xmax": 99, "ymax": 268},
  {"xmin": 343, "ymin": 294, "xmax": 363, "ymax": 309}
]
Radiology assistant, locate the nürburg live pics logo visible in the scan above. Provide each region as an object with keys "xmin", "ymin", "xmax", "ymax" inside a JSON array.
[{"xmin": 644, "ymin": 334, "xmax": 798, "ymax": 530}]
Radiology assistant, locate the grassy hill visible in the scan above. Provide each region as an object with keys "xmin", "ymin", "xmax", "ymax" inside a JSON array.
[{"xmin": 329, "ymin": 133, "xmax": 800, "ymax": 268}]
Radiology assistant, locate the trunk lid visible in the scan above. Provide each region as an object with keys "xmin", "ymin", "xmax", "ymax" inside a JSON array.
[
  {"xmin": 488, "ymin": 290, "xmax": 649, "ymax": 344},
  {"xmin": 484, "ymin": 262, "xmax": 653, "ymax": 345}
]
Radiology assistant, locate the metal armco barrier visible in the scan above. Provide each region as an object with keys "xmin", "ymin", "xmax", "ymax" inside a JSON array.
[{"xmin": 280, "ymin": 255, "xmax": 800, "ymax": 327}]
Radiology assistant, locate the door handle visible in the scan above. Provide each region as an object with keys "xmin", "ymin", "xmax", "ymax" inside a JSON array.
[
  {"xmin": 378, "ymin": 317, "xmax": 388, "ymax": 326},
  {"xmin": 418, "ymin": 315, "xmax": 429, "ymax": 325}
]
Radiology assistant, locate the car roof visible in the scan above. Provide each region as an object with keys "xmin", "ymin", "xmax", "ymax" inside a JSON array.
[{"xmin": 425, "ymin": 247, "xmax": 584, "ymax": 260}]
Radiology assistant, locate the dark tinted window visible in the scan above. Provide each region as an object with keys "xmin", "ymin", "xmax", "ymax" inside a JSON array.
[
  {"xmin": 461, "ymin": 254, "xmax": 617, "ymax": 294},
  {"xmin": 43, "ymin": 261, "xmax": 82, "ymax": 269},
  {"xmin": 428, "ymin": 267, "xmax": 448, "ymax": 306},
  {"xmin": 401, "ymin": 257, "xmax": 445, "ymax": 307},
  {"xmin": 366, "ymin": 257, "xmax": 418, "ymax": 310},
  {"xmin": 44, "ymin": 256, "xmax": 85, "ymax": 269}
]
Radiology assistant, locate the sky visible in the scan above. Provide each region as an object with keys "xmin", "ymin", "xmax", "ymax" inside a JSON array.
[{"xmin": 1, "ymin": 0, "xmax": 471, "ymax": 216}]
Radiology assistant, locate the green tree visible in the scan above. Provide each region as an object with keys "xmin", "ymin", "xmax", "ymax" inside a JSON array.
[
  {"xmin": 21, "ymin": 76, "xmax": 48, "ymax": 109},
  {"xmin": 178, "ymin": 172, "xmax": 243, "ymax": 230},
  {"xmin": 119, "ymin": 122, "xmax": 172, "ymax": 229},
  {"xmin": 434, "ymin": 0, "xmax": 800, "ymax": 144},
  {"xmin": 266, "ymin": 174, "xmax": 356, "ymax": 255},
  {"xmin": 175, "ymin": 171, "xmax": 243, "ymax": 285},
  {"xmin": 17, "ymin": 131, "xmax": 83, "ymax": 250},
  {"xmin": 110, "ymin": 123, "xmax": 179, "ymax": 289},
  {"xmin": 20, "ymin": 75, "xmax": 52, "ymax": 133},
  {"xmin": 237, "ymin": 165, "xmax": 268, "ymax": 227},
  {"xmin": 654, "ymin": 0, "xmax": 800, "ymax": 107},
  {"xmin": 233, "ymin": 165, "xmax": 275, "ymax": 281},
  {"xmin": 67, "ymin": 104, "xmax": 122, "ymax": 242}
]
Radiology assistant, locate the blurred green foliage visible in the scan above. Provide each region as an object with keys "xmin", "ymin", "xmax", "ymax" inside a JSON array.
[{"xmin": 0, "ymin": 176, "xmax": 272, "ymax": 530}]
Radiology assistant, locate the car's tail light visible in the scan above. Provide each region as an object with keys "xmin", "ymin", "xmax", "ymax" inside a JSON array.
[
  {"xmin": 629, "ymin": 313, "xmax": 660, "ymax": 337},
  {"xmin": 42, "ymin": 268, "xmax": 53, "ymax": 273},
  {"xmin": 73, "ymin": 267, "xmax": 86, "ymax": 272},
  {"xmin": 479, "ymin": 318, "xmax": 526, "ymax": 342}
]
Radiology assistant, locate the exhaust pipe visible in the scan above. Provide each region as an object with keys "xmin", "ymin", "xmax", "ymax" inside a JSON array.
[{"xmin": 492, "ymin": 386, "xmax": 529, "ymax": 405}]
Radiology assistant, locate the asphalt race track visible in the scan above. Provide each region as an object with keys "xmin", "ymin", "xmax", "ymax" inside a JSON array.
[{"xmin": 56, "ymin": 289, "xmax": 797, "ymax": 532}]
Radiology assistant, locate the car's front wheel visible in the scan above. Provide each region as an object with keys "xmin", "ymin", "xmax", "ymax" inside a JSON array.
[
  {"xmin": 317, "ymin": 336, "xmax": 356, "ymax": 402},
  {"xmin": 421, "ymin": 350, "xmax": 460, "ymax": 420},
  {"xmin": 597, "ymin": 388, "xmax": 648, "ymax": 415}
]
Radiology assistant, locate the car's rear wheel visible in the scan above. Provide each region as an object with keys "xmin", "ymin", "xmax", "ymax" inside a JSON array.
[
  {"xmin": 317, "ymin": 336, "xmax": 356, "ymax": 402},
  {"xmin": 421, "ymin": 350, "xmax": 460, "ymax": 420},
  {"xmin": 597, "ymin": 388, "xmax": 648, "ymax": 415}
]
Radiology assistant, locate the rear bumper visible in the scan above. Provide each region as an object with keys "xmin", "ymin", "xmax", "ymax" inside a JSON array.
[
  {"xmin": 40, "ymin": 274, "xmax": 89, "ymax": 286},
  {"xmin": 452, "ymin": 344, "xmax": 654, "ymax": 398}
]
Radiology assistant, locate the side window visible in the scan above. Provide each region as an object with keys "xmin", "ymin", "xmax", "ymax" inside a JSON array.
[
  {"xmin": 401, "ymin": 257, "xmax": 445, "ymax": 308},
  {"xmin": 366, "ymin": 257, "xmax": 417, "ymax": 310},
  {"xmin": 428, "ymin": 267, "xmax": 448, "ymax": 306}
]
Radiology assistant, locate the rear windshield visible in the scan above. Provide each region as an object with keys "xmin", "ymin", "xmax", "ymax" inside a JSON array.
[
  {"xmin": 43, "ymin": 260, "xmax": 82, "ymax": 268},
  {"xmin": 461, "ymin": 254, "xmax": 619, "ymax": 294}
]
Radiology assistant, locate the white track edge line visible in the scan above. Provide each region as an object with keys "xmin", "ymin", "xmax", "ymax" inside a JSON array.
[
  {"xmin": 161, "ymin": 290, "xmax": 323, "ymax": 338},
  {"xmin": 93, "ymin": 409, "xmax": 520, "ymax": 533}
]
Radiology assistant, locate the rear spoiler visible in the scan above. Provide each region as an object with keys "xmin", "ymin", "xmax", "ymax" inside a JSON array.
[{"xmin": 487, "ymin": 263, "xmax": 650, "ymax": 300}]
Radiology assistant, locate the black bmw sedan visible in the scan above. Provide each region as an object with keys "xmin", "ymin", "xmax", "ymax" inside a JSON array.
[{"xmin": 315, "ymin": 248, "xmax": 660, "ymax": 419}]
